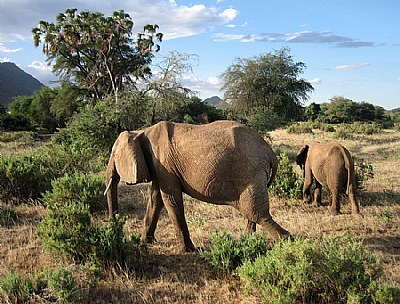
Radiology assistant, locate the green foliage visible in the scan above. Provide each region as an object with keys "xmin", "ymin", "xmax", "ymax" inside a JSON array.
[
  {"xmin": 237, "ymin": 234, "xmax": 400, "ymax": 304},
  {"xmin": 304, "ymin": 102, "xmax": 321, "ymax": 121},
  {"xmin": 286, "ymin": 122, "xmax": 313, "ymax": 134},
  {"xmin": 42, "ymin": 172, "xmax": 104, "ymax": 212},
  {"xmin": 44, "ymin": 267, "xmax": 83, "ymax": 303},
  {"xmin": 221, "ymin": 48, "xmax": 313, "ymax": 131},
  {"xmin": 353, "ymin": 155, "xmax": 374, "ymax": 190},
  {"xmin": 36, "ymin": 200, "xmax": 94, "ymax": 262},
  {"xmin": 201, "ymin": 231, "xmax": 268, "ymax": 272},
  {"xmin": 0, "ymin": 206, "xmax": 18, "ymax": 227},
  {"xmin": 395, "ymin": 122, "xmax": 400, "ymax": 132},
  {"xmin": 246, "ymin": 108, "xmax": 286, "ymax": 132},
  {"xmin": 0, "ymin": 131, "xmax": 40, "ymax": 143},
  {"xmin": 269, "ymin": 152, "xmax": 303, "ymax": 199},
  {"xmin": 37, "ymin": 175, "xmax": 146, "ymax": 267},
  {"xmin": 0, "ymin": 271, "xmax": 34, "ymax": 303},
  {"xmin": 376, "ymin": 209, "xmax": 394, "ymax": 223},
  {"xmin": 33, "ymin": 8, "xmax": 162, "ymax": 100},
  {"xmin": 0, "ymin": 152, "xmax": 53, "ymax": 203}
]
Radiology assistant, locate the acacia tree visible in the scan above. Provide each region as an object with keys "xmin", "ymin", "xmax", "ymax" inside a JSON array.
[
  {"xmin": 32, "ymin": 8, "xmax": 162, "ymax": 102},
  {"xmin": 221, "ymin": 48, "xmax": 313, "ymax": 131}
]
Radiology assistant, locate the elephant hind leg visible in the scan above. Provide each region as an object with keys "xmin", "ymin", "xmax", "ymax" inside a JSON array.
[
  {"xmin": 238, "ymin": 186, "xmax": 290, "ymax": 240},
  {"xmin": 329, "ymin": 187, "xmax": 341, "ymax": 215},
  {"xmin": 245, "ymin": 220, "xmax": 256, "ymax": 234},
  {"xmin": 313, "ymin": 181, "xmax": 322, "ymax": 206}
]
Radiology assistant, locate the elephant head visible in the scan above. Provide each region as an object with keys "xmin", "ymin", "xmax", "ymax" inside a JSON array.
[
  {"xmin": 104, "ymin": 131, "xmax": 150, "ymax": 216},
  {"xmin": 296, "ymin": 144, "xmax": 309, "ymax": 176}
]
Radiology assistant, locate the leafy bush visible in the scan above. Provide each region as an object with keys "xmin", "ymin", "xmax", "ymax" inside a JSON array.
[
  {"xmin": 353, "ymin": 155, "xmax": 374, "ymax": 190},
  {"xmin": 42, "ymin": 172, "xmax": 104, "ymax": 212},
  {"xmin": 0, "ymin": 271, "xmax": 34, "ymax": 303},
  {"xmin": 37, "ymin": 175, "xmax": 146, "ymax": 267},
  {"xmin": 0, "ymin": 206, "xmax": 18, "ymax": 227},
  {"xmin": 394, "ymin": 122, "xmax": 400, "ymax": 132},
  {"xmin": 0, "ymin": 152, "xmax": 53, "ymax": 203},
  {"xmin": 319, "ymin": 123, "xmax": 336, "ymax": 132},
  {"xmin": 334, "ymin": 123, "xmax": 381, "ymax": 138},
  {"xmin": 201, "ymin": 231, "xmax": 268, "ymax": 272},
  {"xmin": 269, "ymin": 152, "xmax": 303, "ymax": 199},
  {"xmin": 36, "ymin": 200, "xmax": 94, "ymax": 262},
  {"xmin": 287, "ymin": 122, "xmax": 313, "ymax": 134},
  {"xmin": 237, "ymin": 234, "xmax": 400, "ymax": 304}
]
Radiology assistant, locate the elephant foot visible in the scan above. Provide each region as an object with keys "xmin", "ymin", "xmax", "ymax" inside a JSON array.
[
  {"xmin": 141, "ymin": 234, "xmax": 156, "ymax": 244},
  {"xmin": 328, "ymin": 208, "xmax": 341, "ymax": 216},
  {"xmin": 177, "ymin": 242, "xmax": 197, "ymax": 253}
]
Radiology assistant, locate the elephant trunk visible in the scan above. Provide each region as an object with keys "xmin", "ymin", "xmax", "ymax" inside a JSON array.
[{"xmin": 105, "ymin": 155, "xmax": 120, "ymax": 217}]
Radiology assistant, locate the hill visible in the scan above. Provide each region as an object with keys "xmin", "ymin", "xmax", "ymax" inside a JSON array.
[
  {"xmin": 0, "ymin": 62, "xmax": 44, "ymax": 107},
  {"xmin": 202, "ymin": 95, "xmax": 229, "ymax": 108}
]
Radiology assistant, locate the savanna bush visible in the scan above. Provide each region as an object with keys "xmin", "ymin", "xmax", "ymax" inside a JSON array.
[
  {"xmin": 42, "ymin": 172, "xmax": 104, "ymax": 212},
  {"xmin": 353, "ymin": 155, "xmax": 374, "ymax": 190},
  {"xmin": 201, "ymin": 231, "xmax": 268, "ymax": 272},
  {"xmin": 0, "ymin": 152, "xmax": 53, "ymax": 203},
  {"xmin": 37, "ymin": 177, "xmax": 146, "ymax": 268},
  {"xmin": 286, "ymin": 122, "xmax": 313, "ymax": 134},
  {"xmin": 237, "ymin": 234, "xmax": 400, "ymax": 304},
  {"xmin": 0, "ymin": 267, "xmax": 92, "ymax": 303},
  {"xmin": 269, "ymin": 152, "xmax": 303, "ymax": 199}
]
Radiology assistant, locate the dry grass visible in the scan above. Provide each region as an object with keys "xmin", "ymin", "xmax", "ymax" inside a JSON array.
[{"xmin": 1, "ymin": 128, "xmax": 399, "ymax": 303}]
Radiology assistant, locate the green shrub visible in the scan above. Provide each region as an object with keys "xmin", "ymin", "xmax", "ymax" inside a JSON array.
[
  {"xmin": 36, "ymin": 200, "xmax": 94, "ymax": 262},
  {"xmin": 286, "ymin": 122, "xmax": 313, "ymax": 134},
  {"xmin": 333, "ymin": 126, "xmax": 352, "ymax": 140},
  {"xmin": 319, "ymin": 123, "xmax": 336, "ymax": 132},
  {"xmin": 201, "ymin": 231, "xmax": 268, "ymax": 272},
  {"xmin": 42, "ymin": 172, "xmax": 104, "ymax": 212},
  {"xmin": 353, "ymin": 155, "xmax": 374, "ymax": 190},
  {"xmin": 394, "ymin": 123, "xmax": 400, "ymax": 132},
  {"xmin": 93, "ymin": 216, "xmax": 148, "ymax": 268},
  {"xmin": 0, "ymin": 131, "xmax": 40, "ymax": 143},
  {"xmin": 0, "ymin": 271, "xmax": 34, "ymax": 303},
  {"xmin": 269, "ymin": 152, "xmax": 303, "ymax": 199},
  {"xmin": 237, "ymin": 234, "xmax": 400, "ymax": 304},
  {"xmin": 38, "ymin": 187, "xmax": 146, "ymax": 267},
  {"xmin": 0, "ymin": 206, "xmax": 18, "ymax": 227},
  {"xmin": 45, "ymin": 267, "xmax": 83, "ymax": 303},
  {"xmin": 0, "ymin": 152, "xmax": 53, "ymax": 203}
]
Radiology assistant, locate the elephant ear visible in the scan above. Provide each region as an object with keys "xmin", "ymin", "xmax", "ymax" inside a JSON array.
[
  {"xmin": 114, "ymin": 131, "xmax": 150, "ymax": 184},
  {"xmin": 296, "ymin": 145, "xmax": 309, "ymax": 169}
]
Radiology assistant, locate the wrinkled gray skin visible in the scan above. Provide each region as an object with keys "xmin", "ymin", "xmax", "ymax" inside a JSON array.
[
  {"xmin": 105, "ymin": 121, "xmax": 290, "ymax": 252},
  {"xmin": 296, "ymin": 142, "xmax": 360, "ymax": 215}
]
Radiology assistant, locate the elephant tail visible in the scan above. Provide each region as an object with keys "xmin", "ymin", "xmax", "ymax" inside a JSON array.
[
  {"xmin": 267, "ymin": 154, "xmax": 278, "ymax": 188},
  {"xmin": 341, "ymin": 146, "xmax": 355, "ymax": 195}
]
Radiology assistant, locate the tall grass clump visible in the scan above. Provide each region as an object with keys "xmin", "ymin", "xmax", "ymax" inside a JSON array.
[
  {"xmin": 0, "ymin": 206, "xmax": 18, "ymax": 227},
  {"xmin": 269, "ymin": 152, "xmax": 303, "ymax": 199},
  {"xmin": 0, "ymin": 271, "xmax": 34, "ymax": 303},
  {"xmin": 237, "ymin": 234, "xmax": 400, "ymax": 304}
]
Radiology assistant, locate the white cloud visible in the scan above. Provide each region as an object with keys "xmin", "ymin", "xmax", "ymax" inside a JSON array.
[
  {"xmin": 0, "ymin": 43, "xmax": 22, "ymax": 53},
  {"xmin": 28, "ymin": 60, "xmax": 51, "ymax": 72},
  {"xmin": 331, "ymin": 62, "xmax": 369, "ymax": 71},
  {"xmin": 0, "ymin": 1, "xmax": 239, "ymax": 42},
  {"xmin": 207, "ymin": 76, "xmax": 220, "ymax": 85},
  {"xmin": 308, "ymin": 78, "xmax": 321, "ymax": 85},
  {"xmin": 0, "ymin": 57, "xmax": 11, "ymax": 63},
  {"xmin": 213, "ymin": 30, "xmax": 375, "ymax": 48},
  {"xmin": 181, "ymin": 74, "xmax": 221, "ymax": 97}
]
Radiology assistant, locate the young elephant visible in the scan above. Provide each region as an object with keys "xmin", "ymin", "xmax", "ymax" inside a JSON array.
[
  {"xmin": 296, "ymin": 142, "xmax": 360, "ymax": 215},
  {"xmin": 104, "ymin": 121, "xmax": 290, "ymax": 252}
]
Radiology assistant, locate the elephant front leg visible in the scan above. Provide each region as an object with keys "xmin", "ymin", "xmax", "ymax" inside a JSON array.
[
  {"xmin": 161, "ymin": 190, "xmax": 196, "ymax": 253},
  {"xmin": 141, "ymin": 182, "xmax": 164, "ymax": 244}
]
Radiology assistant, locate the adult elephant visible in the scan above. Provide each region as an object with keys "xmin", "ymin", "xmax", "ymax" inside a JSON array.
[
  {"xmin": 104, "ymin": 120, "xmax": 290, "ymax": 252},
  {"xmin": 296, "ymin": 142, "xmax": 360, "ymax": 215}
]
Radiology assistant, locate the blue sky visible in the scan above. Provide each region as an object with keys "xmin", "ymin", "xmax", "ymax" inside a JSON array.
[{"xmin": 0, "ymin": 0, "xmax": 399, "ymax": 109}]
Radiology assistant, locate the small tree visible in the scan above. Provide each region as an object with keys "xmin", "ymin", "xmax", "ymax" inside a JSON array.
[{"xmin": 221, "ymin": 48, "xmax": 313, "ymax": 131}]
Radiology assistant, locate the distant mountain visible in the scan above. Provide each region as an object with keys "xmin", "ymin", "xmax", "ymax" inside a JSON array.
[
  {"xmin": 0, "ymin": 62, "xmax": 44, "ymax": 107},
  {"xmin": 203, "ymin": 95, "xmax": 229, "ymax": 108}
]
